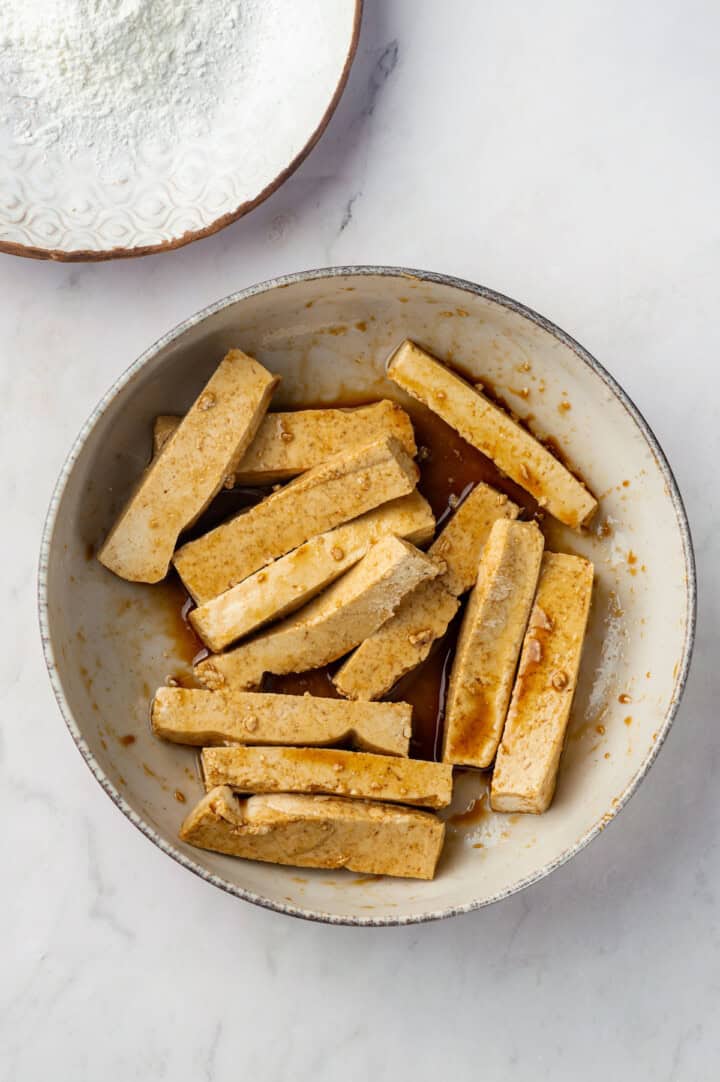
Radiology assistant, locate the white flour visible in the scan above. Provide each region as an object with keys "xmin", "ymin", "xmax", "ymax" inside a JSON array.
[{"xmin": 0, "ymin": 0, "xmax": 273, "ymax": 177}]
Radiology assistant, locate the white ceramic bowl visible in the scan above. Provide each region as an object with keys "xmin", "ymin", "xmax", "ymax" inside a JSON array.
[
  {"xmin": 1, "ymin": 2, "xmax": 361, "ymax": 261},
  {"xmin": 39, "ymin": 268, "xmax": 696, "ymax": 925}
]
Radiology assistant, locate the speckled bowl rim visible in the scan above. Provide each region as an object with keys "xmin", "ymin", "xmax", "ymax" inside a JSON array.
[
  {"xmin": 1, "ymin": 2, "xmax": 362, "ymax": 263},
  {"xmin": 38, "ymin": 266, "xmax": 697, "ymax": 926}
]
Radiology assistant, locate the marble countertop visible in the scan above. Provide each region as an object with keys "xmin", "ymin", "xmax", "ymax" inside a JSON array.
[{"xmin": 2, "ymin": 2, "xmax": 717, "ymax": 1078}]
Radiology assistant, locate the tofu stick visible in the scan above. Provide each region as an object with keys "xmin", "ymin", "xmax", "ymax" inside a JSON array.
[
  {"xmin": 443, "ymin": 520, "xmax": 544, "ymax": 768},
  {"xmin": 201, "ymin": 747, "xmax": 453, "ymax": 809},
  {"xmin": 189, "ymin": 492, "xmax": 435, "ymax": 651},
  {"xmin": 180, "ymin": 787, "xmax": 446, "ymax": 880},
  {"xmin": 174, "ymin": 435, "xmax": 419, "ymax": 604},
  {"xmin": 388, "ymin": 340, "xmax": 597, "ymax": 529},
  {"xmin": 335, "ymin": 581, "xmax": 460, "ymax": 702},
  {"xmin": 490, "ymin": 552, "xmax": 594, "ymax": 813},
  {"xmin": 152, "ymin": 415, "xmax": 179, "ymax": 455},
  {"xmin": 195, "ymin": 536, "xmax": 439, "ymax": 691},
  {"xmin": 98, "ymin": 350, "xmax": 278, "ymax": 583},
  {"xmin": 152, "ymin": 687, "xmax": 412, "ymax": 756},
  {"xmin": 428, "ymin": 482, "xmax": 520, "ymax": 598},
  {"xmin": 154, "ymin": 401, "xmax": 417, "ymax": 485},
  {"xmin": 333, "ymin": 483, "xmax": 519, "ymax": 701}
]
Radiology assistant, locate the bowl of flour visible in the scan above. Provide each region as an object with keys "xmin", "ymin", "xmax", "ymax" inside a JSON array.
[{"xmin": 0, "ymin": 0, "xmax": 361, "ymax": 259}]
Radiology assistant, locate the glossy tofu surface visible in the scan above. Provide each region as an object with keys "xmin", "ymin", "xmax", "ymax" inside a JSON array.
[
  {"xmin": 180, "ymin": 787, "xmax": 446, "ymax": 880},
  {"xmin": 491, "ymin": 552, "xmax": 594, "ymax": 813},
  {"xmin": 99, "ymin": 350, "xmax": 277, "ymax": 582},
  {"xmin": 152, "ymin": 687, "xmax": 412, "ymax": 757}
]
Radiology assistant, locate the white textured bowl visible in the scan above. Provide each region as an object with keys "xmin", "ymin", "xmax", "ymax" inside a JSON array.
[
  {"xmin": 39, "ymin": 268, "xmax": 695, "ymax": 924},
  {"xmin": 1, "ymin": 2, "xmax": 361, "ymax": 261}
]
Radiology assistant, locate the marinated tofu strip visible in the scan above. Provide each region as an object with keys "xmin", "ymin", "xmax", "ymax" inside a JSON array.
[
  {"xmin": 490, "ymin": 552, "xmax": 594, "ymax": 813},
  {"xmin": 196, "ymin": 536, "xmax": 439, "ymax": 690},
  {"xmin": 388, "ymin": 340, "xmax": 597, "ymax": 529},
  {"xmin": 152, "ymin": 687, "xmax": 412, "ymax": 756},
  {"xmin": 201, "ymin": 747, "xmax": 453, "ymax": 809},
  {"xmin": 190, "ymin": 492, "xmax": 435, "ymax": 651},
  {"xmin": 443, "ymin": 520, "xmax": 545, "ymax": 768},
  {"xmin": 152, "ymin": 415, "xmax": 179, "ymax": 455},
  {"xmin": 154, "ymin": 400, "xmax": 416, "ymax": 485},
  {"xmin": 180, "ymin": 787, "xmax": 446, "ymax": 880},
  {"xmin": 334, "ymin": 581, "xmax": 460, "ymax": 702},
  {"xmin": 99, "ymin": 350, "xmax": 278, "ymax": 583},
  {"xmin": 333, "ymin": 483, "xmax": 519, "ymax": 700},
  {"xmin": 174, "ymin": 435, "xmax": 419, "ymax": 604},
  {"xmin": 428, "ymin": 483, "xmax": 520, "ymax": 596}
]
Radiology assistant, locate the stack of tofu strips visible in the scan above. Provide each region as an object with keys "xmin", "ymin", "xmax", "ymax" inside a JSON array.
[{"xmin": 98, "ymin": 340, "xmax": 597, "ymax": 881}]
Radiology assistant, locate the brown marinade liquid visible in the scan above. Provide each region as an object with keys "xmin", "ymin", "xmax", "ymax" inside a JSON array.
[
  {"xmin": 155, "ymin": 572, "xmax": 207, "ymax": 679},
  {"xmin": 388, "ymin": 610, "xmax": 462, "ymax": 760},
  {"xmin": 164, "ymin": 401, "xmax": 540, "ymax": 761}
]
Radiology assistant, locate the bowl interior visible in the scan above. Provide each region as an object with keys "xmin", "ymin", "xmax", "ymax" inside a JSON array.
[{"xmin": 41, "ymin": 270, "xmax": 693, "ymax": 923}]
